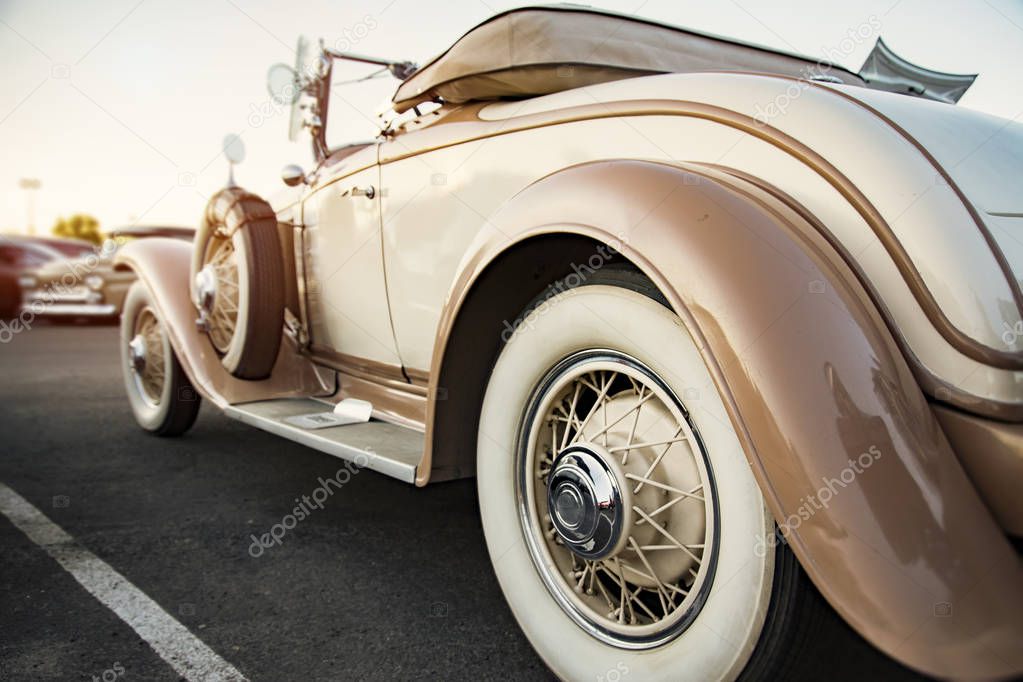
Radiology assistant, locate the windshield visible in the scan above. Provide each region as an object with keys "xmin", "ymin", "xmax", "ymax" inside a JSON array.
[
  {"xmin": 1, "ymin": 242, "xmax": 62, "ymax": 268},
  {"xmin": 325, "ymin": 58, "xmax": 397, "ymax": 150}
]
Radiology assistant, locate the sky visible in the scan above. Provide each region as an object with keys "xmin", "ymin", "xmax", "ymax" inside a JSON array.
[{"xmin": 1, "ymin": 0, "xmax": 1021, "ymax": 236}]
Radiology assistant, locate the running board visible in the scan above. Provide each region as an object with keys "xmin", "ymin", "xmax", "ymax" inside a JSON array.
[{"xmin": 224, "ymin": 398, "xmax": 423, "ymax": 483}]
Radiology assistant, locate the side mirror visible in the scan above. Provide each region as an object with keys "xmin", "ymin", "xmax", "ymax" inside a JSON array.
[
  {"xmin": 281, "ymin": 164, "xmax": 307, "ymax": 187},
  {"xmin": 267, "ymin": 63, "xmax": 300, "ymax": 104}
]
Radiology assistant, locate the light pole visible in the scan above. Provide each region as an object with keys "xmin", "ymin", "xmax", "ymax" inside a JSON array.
[{"xmin": 19, "ymin": 178, "xmax": 41, "ymax": 235}]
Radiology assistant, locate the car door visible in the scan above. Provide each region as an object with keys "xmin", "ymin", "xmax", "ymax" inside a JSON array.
[{"xmin": 301, "ymin": 149, "xmax": 404, "ymax": 374}]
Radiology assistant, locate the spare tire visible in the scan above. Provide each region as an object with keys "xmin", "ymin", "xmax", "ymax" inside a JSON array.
[{"xmin": 192, "ymin": 187, "xmax": 284, "ymax": 380}]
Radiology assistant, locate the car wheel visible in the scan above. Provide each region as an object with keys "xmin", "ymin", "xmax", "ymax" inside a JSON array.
[
  {"xmin": 477, "ymin": 270, "xmax": 908, "ymax": 681},
  {"xmin": 193, "ymin": 188, "xmax": 284, "ymax": 380},
  {"xmin": 121, "ymin": 282, "xmax": 201, "ymax": 437}
]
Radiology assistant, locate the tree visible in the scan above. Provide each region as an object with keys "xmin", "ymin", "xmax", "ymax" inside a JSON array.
[{"xmin": 52, "ymin": 214, "xmax": 102, "ymax": 245}]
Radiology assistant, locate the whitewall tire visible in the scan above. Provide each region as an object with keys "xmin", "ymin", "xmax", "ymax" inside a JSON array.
[
  {"xmin": 193, "ymin": 188, "xmax": 284, "ymax": 380},
  {"xmin": 121, "ymin": 282, "xmax": 201, "ymax": 437},
  {"xmin": 478, "ymin": 281, "xmax": 775, "ymax": 681}
]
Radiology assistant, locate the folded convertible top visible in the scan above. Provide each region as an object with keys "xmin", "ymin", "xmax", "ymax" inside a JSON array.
[{"xmin": 392, "ymin": 5, "xmax": 867, "ymax": 112}]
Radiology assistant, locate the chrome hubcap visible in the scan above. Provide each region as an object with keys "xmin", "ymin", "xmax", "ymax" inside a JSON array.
[
  {"xmin": 194, "ymin": 265, "xmax": 218, "ymax": 313},
  {"xmin": 128, "ymin": 334, "xmax": 147, "ymax": 374},
  {"xmin": 200, "ymin": 237, "xmax": 239, "ymax": 354},
  {"xmin": 129, "ymin": 307, "xmax": 166, "ymax": 407},
  {"xmin": 547, "ymin": 443, "xmax": 631, "ymax": 560}
]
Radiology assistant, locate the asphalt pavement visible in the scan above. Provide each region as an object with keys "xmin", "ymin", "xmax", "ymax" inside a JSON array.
[{"xmin": 0, "ymin": 322, "xmax": 551, "ymax": 681}]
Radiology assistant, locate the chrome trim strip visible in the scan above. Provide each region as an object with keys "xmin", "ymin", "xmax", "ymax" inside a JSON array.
[{"xmin": 21, "ymin": 303, "xmax": 117, "ymax": 316}]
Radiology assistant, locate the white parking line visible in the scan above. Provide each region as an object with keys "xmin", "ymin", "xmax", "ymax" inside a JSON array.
[{"xmin": 0, "ymin": 482, "xmax": 248, "ymax": 682}]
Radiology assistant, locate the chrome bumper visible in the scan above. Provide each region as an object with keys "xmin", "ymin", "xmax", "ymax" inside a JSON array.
[
  {"xmin": 21, "ymin": 286, "xmax": 116, "ymax": 317},
  {"xmin": 20, "ymin": 302, "xmax": 118, "ymax": 317}
]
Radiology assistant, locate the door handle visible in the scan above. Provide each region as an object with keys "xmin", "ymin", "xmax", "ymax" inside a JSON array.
[{"xmin": 346, "ymin": 185, "xmax": 376, "ymax": 200}]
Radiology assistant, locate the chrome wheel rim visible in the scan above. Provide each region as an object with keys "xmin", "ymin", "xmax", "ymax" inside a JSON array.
[
  {"xmin": 130, "ymin": 307, "xmax": 166, "ymax": 407},
  {"xmin": 204, "ymin": 236, "xmax": 239, "ymax": 354},
  {"xmin": 516, "ymin": 350, "xmax": 719, "ymax": 649}
]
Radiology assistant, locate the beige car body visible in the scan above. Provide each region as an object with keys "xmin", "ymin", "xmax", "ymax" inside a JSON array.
[{"xmin": 117, "ymin": 69, "xmax": 1023, "ymax": 679}]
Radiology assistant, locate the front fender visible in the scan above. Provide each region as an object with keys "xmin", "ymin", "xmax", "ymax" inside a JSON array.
[
  {"xmin": 114, "ymin": 238, "xmax": 329, "ymax": 407},
  {"xmin": 426, "ymin": 160, "xmax": 1022, "ymax": 679}
]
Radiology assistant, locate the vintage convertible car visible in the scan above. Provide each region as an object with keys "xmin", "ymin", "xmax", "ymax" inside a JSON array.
[{"xmin": 113, "ymin": 7, "xmax": 1022, "ymax": 681}]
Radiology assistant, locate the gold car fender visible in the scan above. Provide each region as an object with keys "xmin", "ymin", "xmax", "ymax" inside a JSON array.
[
  {"xmin": 424, "ymin": 159, "xmax": 1022, "ymax": 680},
  {"xmin": 114, "ymin": 237, "xmax": 329, "ymax": 407}
]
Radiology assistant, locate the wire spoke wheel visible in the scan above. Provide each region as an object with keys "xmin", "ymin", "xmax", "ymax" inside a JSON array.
[
  {"xmin": 192, "ymin": 187, "xmax": 285, "ymax": 380},
  {"xmin": 517, "ymin": 351, "xmax": 718, "ymax": 647},
  {"xmin": 131, "ymin": 307, "xmax": 167, "ymax": 407},
  {"xmin": 121, "ymin": 282, "xmax": 201, "ymax": 437},
  {"xmin": 204, "ymin": 236, "xmax": 240, "ymax": 354},
  {"xmin": 479, "ymin": 279, "xmax": 873, "ymax": 680}
]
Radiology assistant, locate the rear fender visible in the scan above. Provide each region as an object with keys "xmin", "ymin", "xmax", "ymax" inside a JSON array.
[
  {"xmin": 426, "ymin": 159, "xmax": 1023, "ymax": 679},
  {"xmin": 114, "ymin": 238, "xmax": 330, "ymax": 407}
]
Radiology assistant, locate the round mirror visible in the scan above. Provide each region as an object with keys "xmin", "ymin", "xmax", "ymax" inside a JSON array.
[
  {"xmin": 267, "ymin": 63, "xmax": 299, "ymax": 104},
  {"xmin": 222, "ymin": 134, "xmax": 246, "ymax": 164}
]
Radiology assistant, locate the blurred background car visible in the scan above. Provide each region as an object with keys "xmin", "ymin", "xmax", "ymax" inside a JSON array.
[
  {"xmin": 25, "ymin": 236, "xmax": 96, "ymax": 259},
  {"xmin": 18, "ymin": 226, "xmax": 194, "ymax": 321},
  {"xmin": 0, "ymin": 237, "xmax": 69, "ymax": 319}
]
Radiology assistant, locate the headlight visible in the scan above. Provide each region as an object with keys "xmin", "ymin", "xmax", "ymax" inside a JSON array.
[
  {"xmin": 18, "ymin": 275, "xmax": 37, "ymax": 289},
  {"xmin": 84, "ymin": 274, "xmax": 104, "ymax": 291}
]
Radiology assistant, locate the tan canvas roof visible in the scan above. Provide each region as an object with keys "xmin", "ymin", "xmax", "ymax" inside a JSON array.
[{"xmin": 392, "ymin": 5, "xmax": 866, "ymax": 112}]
